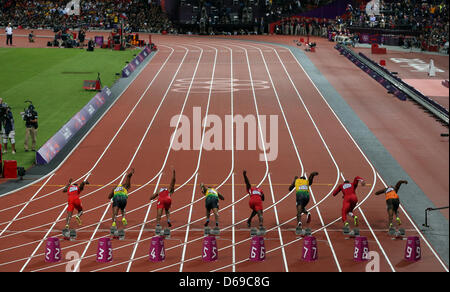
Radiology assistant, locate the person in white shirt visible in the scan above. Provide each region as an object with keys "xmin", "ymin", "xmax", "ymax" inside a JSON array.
[{"xmin": 5, "ymin": 23, "xmax": 13, "ymax": 46}]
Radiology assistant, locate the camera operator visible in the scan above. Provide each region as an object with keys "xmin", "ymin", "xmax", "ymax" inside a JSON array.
[
  {"xmin": 0, "ymin": 97, "xmax": 9, "ymax": 132},
  {"xmin": 2, "ymin": 106, "xmax": 16, "ymax": 155},
  {"xmin": 21, "ymin": 103, "xmax": 38, "ymax": 152}
]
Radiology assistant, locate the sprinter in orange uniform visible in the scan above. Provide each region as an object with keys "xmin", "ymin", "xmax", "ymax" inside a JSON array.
[{"xmin": 375, "ymin": 180, "xmax": 408, "ymax": 228}]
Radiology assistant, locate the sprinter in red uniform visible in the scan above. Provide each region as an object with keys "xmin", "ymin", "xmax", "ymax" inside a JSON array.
[
  {"xmin": 150, "ymin": 170, "xmax": 176, "ymax": 229},
  {"xmin": 332, "ymin": 176, "xmax": 365, "ymax": 229},
  {"xmin": 62, "ymin": 178, "xmax": 89, "ymax": 229},
  {"xmin": 243, "ymin": 170, "xmax": 265, "ymax": 230}
]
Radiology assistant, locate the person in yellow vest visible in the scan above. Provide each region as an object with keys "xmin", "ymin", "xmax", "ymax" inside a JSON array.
[
  {"xmin": 375, "ymin": 179, "xmax": 408, "ymax": 229},
  {"xmin": 200, "ymin": 183, "xmax": 225, "ymax": 228},
  {"xmin": 108, "ymin": 168, "xmax": 134, "ymax": 228},
  {"xmin": 288, "ymin": 172, "xmax": 319, "ymax": 229}
]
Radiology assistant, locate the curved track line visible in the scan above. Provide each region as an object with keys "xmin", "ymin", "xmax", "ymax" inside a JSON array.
[
  {"xmin": 0, "ymin": 47, "xmax": 166, "ymax": 208},
  {"xmin": 70, "ymin": 44, "xmax": 205, "ymax": 272},
  {"xmin": 17, "ymin": 45, "xmax": 190, "ymax": 271},
  {"xmin": 0, "ymin": 47, "xmax": 174, "ymax": 223}
]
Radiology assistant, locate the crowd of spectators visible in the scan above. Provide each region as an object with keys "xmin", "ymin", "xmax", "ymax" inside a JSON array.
[
  {"xmin": 344, "ymin": 0, "xmax": 448, "ymax": 52},
  {"xmin": 177, "ymin": 0, "xmax": 332, "ymax": 35},
  {"xmin": 272, "ymin": 0, "xmax": 448, "ymax": 54},
  {"xmin": 1, "ymin": 0, "xmax": 448, "ymax": 53},
  {"xmin": 0, "ymin": 0, "xmax": 173, "ymax": 33}
]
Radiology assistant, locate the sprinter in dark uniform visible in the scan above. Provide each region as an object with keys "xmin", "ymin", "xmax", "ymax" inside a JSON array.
[
  {"xmin": 200, "ymin": 183, "xmax": 224, "ymax": 228},
  {"xmin": 108, "ymin": 168, "xmax": 134, "ymax": 228}
]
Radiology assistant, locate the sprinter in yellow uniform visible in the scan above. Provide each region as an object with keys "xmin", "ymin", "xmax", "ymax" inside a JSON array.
[
  {"xmin": 108, "ymin": 168, "xmax": 134, "ymax": 228},
  {"xmin": 288, "ymin": 172, "xmax": 319, "ymax": 229},
  {"xmin": 375, "ymin": 179, "xmax": 408, "ymax": 229},
  {"xmin": 200, "ymin": 183, "xmax": 225, "ymax": 228}
]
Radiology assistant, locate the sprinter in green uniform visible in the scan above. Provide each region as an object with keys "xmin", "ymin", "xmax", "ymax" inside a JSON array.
[
  {"xmin": 200, "ymin": 183, "xmax": 225, "ymax": 228},
  {"xmin": 108, "ymin": 168, "xmax": 134, "ymax": 228}
]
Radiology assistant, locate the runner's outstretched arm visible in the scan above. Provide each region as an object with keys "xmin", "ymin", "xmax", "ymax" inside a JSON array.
[
  {"xmin": 394, "ymin": 180, "xmax": 408, "ymax": 193},
  {"xmin": 308, "ymin": 172, "xmax": 319, "ymax": 186},
  {"xmin": 169, "ymin": 170, "xmax": 176, "ymax": 194},
  {"xmin": 79, "ymin": 180, "xmax": 89, "ymax": 192},
  {"xmin": 108, "ymin": 188, "xmax": 115, "ymax": 200},
  {"xmin": 124, "ymin": 168, "xmax": 135, "ymax": 190},
  {"xmin": 374, "ymin": 188, "xmax": 386, "ymax": 196},
  {"xmin": 62, "ymin": 178, "xmax": 73, "ymax": 193},
  {"xmin": 288, "ymin": 176, "xmax": 298, "ymax": 191},
  {"xmin": 243, "ymin": 170, "xmax": 251, "ymax": 191}
]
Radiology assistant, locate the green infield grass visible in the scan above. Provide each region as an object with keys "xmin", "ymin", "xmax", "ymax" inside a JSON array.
[{"xmin": 0, "ymin": 47, "xmax": 139, "ymax": 172}]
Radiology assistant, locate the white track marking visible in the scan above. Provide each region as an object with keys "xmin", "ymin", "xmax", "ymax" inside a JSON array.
[
  {"xmin": 70, "ymin": 44, "xmax": 205, "ymax": 273},
  {"xmin": 339, "ymin": 172, "xmax": 395, "ymax": 272},
  {"xmin": 179, "ymin": 173, "xmax": 198, "ymax": 271},
  {"xmin": 0, "ymin": 174, "xmax": 54, "ymax": 237},
  {"xmin": 0, "ymin": 47, "xmax": 174, "ymax": 227},
  {"xmin": 126, "ymin": 173, "xmax": 162, "ymax": 272},
  {"xmin": 0, "ymin": 48, "xmax": 166, "ymax": 204},
  {"xmin": 242, "ymin": 42, "xmax": 342, "ymax": 271},
  {"xmin": 376, "ymin": 172, "xmax": 449, "ymax": 271},
  {"xmin": 19, "ymin": 46, "xmax": 188, "ymax": 271}
]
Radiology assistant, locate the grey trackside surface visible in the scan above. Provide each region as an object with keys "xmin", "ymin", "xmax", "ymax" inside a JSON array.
[
  {"xmin": 286, "ymin": 43, "xmax": 449, "ymax": 268},
  {"xmin": 0, "ymin": 49, "xmax": 157, "ymax": 196}
]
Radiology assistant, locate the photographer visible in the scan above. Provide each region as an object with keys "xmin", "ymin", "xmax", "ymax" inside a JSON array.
[
  {"xmin": 0, "ymin": 97, "xmax": 9, "ymax": 131},
  {"xmin": 2, "ymin": 106, "xmax": 16, "ymax": 155},
  {"xmin": 21, "ymin": 103, "xmax": 38, "ymax": 152},
  {"xmin": 1, "ymin": 98, "xmax": 10, "ymax": 154}
]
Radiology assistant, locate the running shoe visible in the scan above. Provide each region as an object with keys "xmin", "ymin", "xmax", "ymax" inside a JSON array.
[
  {"xmin": 112, "ymin": 221, "xmax": 117, "ymax": 228},
  {"xmin": 306, "ymin": 212, "xmax": 311, "ymax": 224},
  {"xmin": 204, "ymin": 220, "xmax": 210, "ymax": 227},
  {"xmin": 396, "ymin": 217, "xmax": 402, "ymax": 226},
  {"xmin": 122, "ymin": 217, "xmax": 128, "ymax": 226},
  {"xmin": 354, "ymin": 215, "xmax": 359, "ymax": 227},
  {"xmin": 168, "ymin": 221, "xmax": 172, "ymax": 227},
  {"xmin": 75, "ymin": 215, "xmax": 82, "ymax": 226},
  {"xmin": 65, "ymin": 224, "xmax": 70, "ymax": 229}
]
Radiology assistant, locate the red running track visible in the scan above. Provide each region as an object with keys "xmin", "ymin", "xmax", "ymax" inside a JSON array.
[{"xmin": 0, "ymin": 36, "xmax": 447, "ymax": 272}]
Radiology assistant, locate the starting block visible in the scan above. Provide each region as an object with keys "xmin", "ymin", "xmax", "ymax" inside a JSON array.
[
  {"xmin": 163, "ymin": 228, "xmax": 171, "ymax": 238},
  {"xmin": 110, "ymin": 226, "xmax": 125, "ymax": 240},
  {"xmin": 62, "ymin": 228, "xmax": 77, "ymax": 241},
  {"xmin": 388, "ymin": 227, "xmax": 405, "ymax": 238},
  {"xmin": 296, "ymin": 227, "xmax": 312, "ymax": 236},
  {"xmin": 388, "ymin": 227, "xmax": 396, "ymax": 236},
  {"xmin": 343, "ymin": 225, "xmax": 350, "ymax": 235},
  {"xmin": 117, "ymin": 229, "xmax": 125, "ymax": 240},
  {"xmin": 349, "ymin": 228, "xmax": 360, "ymax": 237},
  {"xmin": 210, "ymin": 226, "xmax": 220, "ymax": 236},
  {"xmin": 155, "ymin": 224, "xmax": 162, "ymax": 236},
  {"xmin": 257, "ymin": 227, "xmax": 266, "ymax": 236}
]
